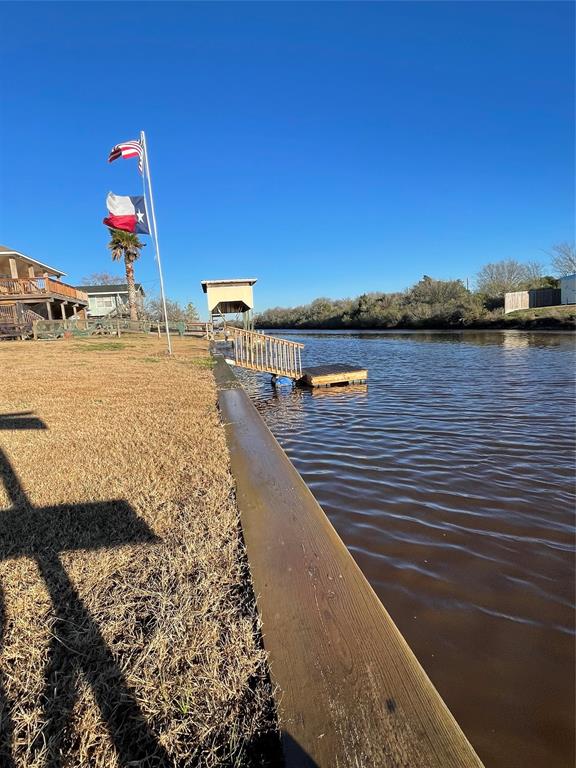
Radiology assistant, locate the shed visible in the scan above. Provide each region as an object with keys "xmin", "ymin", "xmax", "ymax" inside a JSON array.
[
  {"xmin": 201, "ymin": 278, "xmax": 257, "ymax": 328},
  {"xmin": 560, "ymin": 274, "xmax": 576, "ymax": 305}
]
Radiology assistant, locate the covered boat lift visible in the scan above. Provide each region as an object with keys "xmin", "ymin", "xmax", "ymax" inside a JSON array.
[{"xmin": 201, "ymin": 278, "xmax": 257, "ymax": 330}]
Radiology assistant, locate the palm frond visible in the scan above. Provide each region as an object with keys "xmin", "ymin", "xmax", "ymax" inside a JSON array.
[{"xmin": 107, "ymin": 229, "xmax": 145, "ymax": 262}]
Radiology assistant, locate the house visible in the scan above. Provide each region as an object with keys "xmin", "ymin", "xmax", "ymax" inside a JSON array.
[
  {"xmin": 559, "ymin": 274, "xmax": 576, "ymax": 305},
  {"xmin": 75, "ymin": 283, "xmax": 145, "ymax": 318},
  {"xmin": 0, "ymin": 245, "xmax": 88, "ymax": 324}
]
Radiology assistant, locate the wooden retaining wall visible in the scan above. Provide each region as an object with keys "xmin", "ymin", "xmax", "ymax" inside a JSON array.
[{"xmin": 214, "ymin": 357, "xmax": 484, "ymax": 768}]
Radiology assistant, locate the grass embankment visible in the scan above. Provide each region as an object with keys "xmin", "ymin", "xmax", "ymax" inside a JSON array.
[
  {"xmin": 500, "ymin": 304, "xmax": 576, "ymax": 326},
  {"xmin": 0, "ymin": 336, "xmax": 278, "ymax": 767}
]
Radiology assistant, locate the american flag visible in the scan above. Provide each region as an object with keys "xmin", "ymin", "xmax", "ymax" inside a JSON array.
[{"xmin": 108, "ymin": 139, "xmax": 144, "ymax": 174}]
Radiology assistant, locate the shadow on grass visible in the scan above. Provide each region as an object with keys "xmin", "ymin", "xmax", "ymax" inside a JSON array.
[{"xmin": 0, "ymin": 412, "xmax": 169, "ymax": 766}]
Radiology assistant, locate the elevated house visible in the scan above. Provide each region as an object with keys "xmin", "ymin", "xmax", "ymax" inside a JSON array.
[
  {"xmin": 0, "ymin": 245, "xmax": 88, "ymax": 325},
  {"xmin": 75, "ymin": 283, "xmax": 145, "ymax": 318}
]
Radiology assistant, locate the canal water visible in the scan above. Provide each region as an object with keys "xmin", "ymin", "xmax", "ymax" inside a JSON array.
[{"xmin": 235, "ymin": 330, "xmax": 575, "ymax": 768}]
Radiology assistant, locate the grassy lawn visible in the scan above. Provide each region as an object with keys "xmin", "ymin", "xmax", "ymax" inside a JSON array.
[
  {"xmin": 0, "ymin": 336, "xmax": 277, "ymax": 767},
  {"xmin": 504, "ymin": 304, "xmax": 576, "ymax": 322}
]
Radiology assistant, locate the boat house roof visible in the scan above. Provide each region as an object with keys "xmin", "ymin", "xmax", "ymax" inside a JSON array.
[{"xmin": 201, "ymin": 278, "xmax": 257, "ymax": 314}]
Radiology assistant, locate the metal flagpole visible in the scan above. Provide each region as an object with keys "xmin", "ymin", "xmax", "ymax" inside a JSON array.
[{"xmin": 140, "ymin": 130, "xmax": 172, "ymax": 355}]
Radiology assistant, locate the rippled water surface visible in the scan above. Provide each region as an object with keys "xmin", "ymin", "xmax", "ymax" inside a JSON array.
[{"xmin": 236, "ymin": 330, "xmax": 575, "ymax": 768}]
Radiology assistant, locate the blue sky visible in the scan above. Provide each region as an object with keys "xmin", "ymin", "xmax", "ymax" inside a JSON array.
[{"xmin": 0, "ymin": 1, "xmax": 574, "ymax": 316}]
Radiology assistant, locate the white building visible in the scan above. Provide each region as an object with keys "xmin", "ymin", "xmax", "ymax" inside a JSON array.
[
  {"xmin": 201, "ymin": 278, "xmax": 257, "ymax": 328},
  {"xmin": 75, "ymin": 283, "xmax": 145, "ymax": 318},
  {"xmin": 559, "ymin": 274, "xmax": 576, "ymax": 305}
]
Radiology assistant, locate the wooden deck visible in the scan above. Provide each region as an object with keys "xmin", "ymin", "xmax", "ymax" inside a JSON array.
[
  {"xmin": 0, "ymin": 277, "xmax": 88, "ymax": 304},
  {"xmin": 300, "ymin": 363, "xmax": 368, "ymax": 387}
]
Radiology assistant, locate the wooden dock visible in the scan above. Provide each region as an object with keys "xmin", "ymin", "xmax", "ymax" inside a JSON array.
[
  {"xmin": 300, "ymin": 363, "xmax": 368, "ymax": 388},
  {"xmin": 226, "ymin": 328, "xmax": 369, "ymax": 386}
]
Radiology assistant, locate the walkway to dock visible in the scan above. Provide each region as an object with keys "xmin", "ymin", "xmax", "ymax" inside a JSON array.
[{"xmin": 228, "ymin": 326, "xmax": 304, "ymax": 379}]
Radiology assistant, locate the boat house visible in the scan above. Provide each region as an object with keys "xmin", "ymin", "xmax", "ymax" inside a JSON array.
[{"xmin": 201, "ymin": 278, "xmax": 257, "ymax": 329}]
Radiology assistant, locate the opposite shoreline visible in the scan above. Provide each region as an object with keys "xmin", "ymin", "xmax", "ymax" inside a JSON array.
[{"xmin": 256, "ymin": 317, "xmax": 575, "ymax": 333}]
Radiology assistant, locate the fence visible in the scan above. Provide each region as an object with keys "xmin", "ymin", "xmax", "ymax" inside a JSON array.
[
  {"xmin": 32, "ymin": 318, "xmax": 151, "ymax": 339},
  {"xmin": 6, "ymin": 316, "xmax": 210, "ymax": 341},
  {"xmin": 504, "ymin": 288, "xmax": 561, "ymax": 314}
]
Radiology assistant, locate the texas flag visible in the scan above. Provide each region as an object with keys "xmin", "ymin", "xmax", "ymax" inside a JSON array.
[{"xmin": 103, "ymin": 192, "xmax": 150, "ymax": 234}]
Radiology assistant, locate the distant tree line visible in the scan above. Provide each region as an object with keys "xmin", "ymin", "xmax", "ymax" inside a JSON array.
[
  {"xmin": 143, "ymin": 297, "xmax": 199, "ymax": 323},
  {"xmin": 256, "ymin": 249, "xmax": 573, "ymax": 330}
]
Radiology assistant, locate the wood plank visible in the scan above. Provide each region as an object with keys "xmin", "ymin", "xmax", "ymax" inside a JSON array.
[
  {"xmin": 303, "ymin": 370, "xmax": 368, "ymax": 386},
  {"xmin": 301, "ymin": 364, "xmax": 368, "ymax": 387},
  {"xmin": 214, "ymin": 357, "xmax": 483, "ymax": 768}
]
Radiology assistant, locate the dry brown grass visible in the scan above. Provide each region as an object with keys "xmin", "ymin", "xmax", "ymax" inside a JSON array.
[{"xmin": 0, "ymin": 335, "xmax": 279, "ymax": 767}]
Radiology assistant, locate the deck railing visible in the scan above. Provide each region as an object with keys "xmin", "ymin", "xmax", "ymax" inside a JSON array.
[
  {"xmin": 0, "ymin": 277, "xmax": 47, "ymax": 296},
  {"xmin": 228, "ymin": 327, "xmax": 304, "ymax": 379},
  {"xmin": 186, "ymin": 321, "xmax": 213, "ymax": 335},
  {"xmin": 0, "ymin": 277, "xmax": 87, "ymax": 303},
  {"xmin": 46, "ymin": 278, "xmax": 88, "ymax": 302}
]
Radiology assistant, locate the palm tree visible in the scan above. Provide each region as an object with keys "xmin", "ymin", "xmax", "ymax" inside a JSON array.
[{"xmin": 107, "ymin": 229, "xmax": 145, "ymax": 321}]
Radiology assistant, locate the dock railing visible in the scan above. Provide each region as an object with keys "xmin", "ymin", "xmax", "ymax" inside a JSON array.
[{"xmin": 228, "ymin": 327, "xmax": 304, "ymax": 378}]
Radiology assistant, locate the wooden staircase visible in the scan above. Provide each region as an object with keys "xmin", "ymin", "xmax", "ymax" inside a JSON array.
[
  {"xmin": 227, "ymin": 327, "xmax": 304, "ymax": 379},
  {"xmin": 0, "ymin": 304, "xmax": 47, "ymax": 323}
]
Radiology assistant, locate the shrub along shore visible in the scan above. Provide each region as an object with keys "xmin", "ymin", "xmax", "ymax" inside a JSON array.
[
  {"xmin": 255, "ymin": 276, "xmax": 575, "ymax": 331},
  {"xmin": 256, "ymin": 308, "xmax": 575, "ymax": 331},
  {"xmin": 0, "ymin": 336, "xmax": 278, "ymax": 767}
]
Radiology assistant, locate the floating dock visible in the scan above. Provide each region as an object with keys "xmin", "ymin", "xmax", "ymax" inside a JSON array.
[
  {"xmin": 300, "ymin": 363, "xmax": 368, "ymax": 388},
  {"xmin": 225, "ymin": 327, "xmax": 368, "ymax": 387}
]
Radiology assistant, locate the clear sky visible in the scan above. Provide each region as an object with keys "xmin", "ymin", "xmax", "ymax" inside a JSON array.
[{"xmin": 0, "ymin": 1, "xmax": 574, "ymax": 316}]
